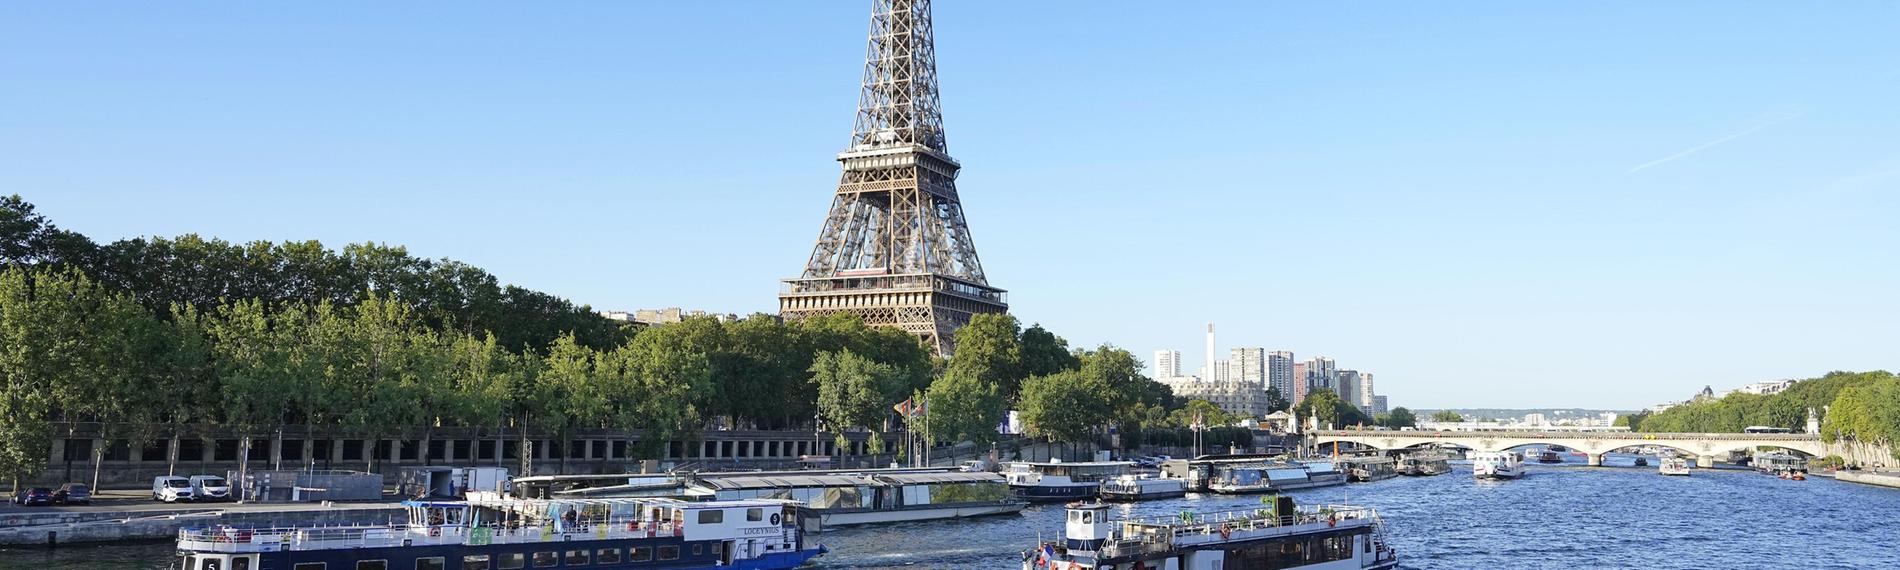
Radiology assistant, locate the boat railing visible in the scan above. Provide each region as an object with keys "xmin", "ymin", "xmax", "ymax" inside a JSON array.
[
  {"xmin": 178, "ymin": 519, "xmax": 697, "ymax": 553},
  {"xmin": 1117, "ymin": 504, "xmax": 1376, "ymax": 538}
]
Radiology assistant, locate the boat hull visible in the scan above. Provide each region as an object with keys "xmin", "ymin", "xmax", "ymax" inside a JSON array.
[
  {"xmin": 1010, "ymin": 483, "xmax": 1099, "ymax": 503},
  {"xmin": 242, "ymin": 537, "xmax": 823, "ymax": 570},
  {"xmin": 1097, "ymin": 489, "xmax": 1186, "ymax": 502},
  {"xmin": 816, "ymin": 502, "xmax": 1025, "ymax": 528}
]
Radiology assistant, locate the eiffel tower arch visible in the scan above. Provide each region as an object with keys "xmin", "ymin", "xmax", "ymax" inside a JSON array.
[{"xmin": 779, "ymin": 0, "xmax": 1007, "ymax": 356}]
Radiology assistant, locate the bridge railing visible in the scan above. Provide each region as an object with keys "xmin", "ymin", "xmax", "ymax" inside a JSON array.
[{"xmin": 1313, "ymin": 430, "xmax": 1819, "ymax": 441}]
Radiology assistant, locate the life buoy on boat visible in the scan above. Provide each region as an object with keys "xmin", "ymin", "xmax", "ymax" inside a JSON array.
[
  {"xmin": 1219, "ymin": 524, "xmax": 1232, "ymax": 540},
  {"xmin": 428, "ymin": 526, "xmax": 441, "ymax": 538},
  {"xmin": 1328, "ymin": 514, "xmax": 1338, "ymax": 527}
]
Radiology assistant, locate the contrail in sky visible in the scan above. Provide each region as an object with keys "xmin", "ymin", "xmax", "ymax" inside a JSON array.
[{"xmin": 1626, "ymin": 110, "xmax": 1806, "ymax": 174}]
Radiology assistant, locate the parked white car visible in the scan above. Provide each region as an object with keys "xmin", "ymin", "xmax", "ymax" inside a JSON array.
[
  {"xmin": 190, "ymin": 475, "xmax": 231, "ymax": 501},
  {"xmin": 152, "ymin": 476, "xmax": 195, "ymax": 503}
]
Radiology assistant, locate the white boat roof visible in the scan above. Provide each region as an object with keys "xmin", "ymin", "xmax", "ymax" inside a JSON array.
[
  {"xmin": 1009, "ymin": 461, "xmax": 1133, "ymax": 467},
  {"xmin": 697, "ymin": 474, "xmax": 869, "ymax": 490},
  {"xmin": 874, "ymin": 472, "xmax": 1005, "ymax": 485}
]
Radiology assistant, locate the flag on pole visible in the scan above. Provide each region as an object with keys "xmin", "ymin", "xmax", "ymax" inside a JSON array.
[{"xmin": 893, "ymin": 399, "xmax": 913, "ymax": 416}]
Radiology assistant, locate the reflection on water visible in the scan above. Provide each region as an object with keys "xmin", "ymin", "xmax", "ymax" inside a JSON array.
[{"xmin": 7, "ymin": 456, "xmax": 1900, "ymax": 569}]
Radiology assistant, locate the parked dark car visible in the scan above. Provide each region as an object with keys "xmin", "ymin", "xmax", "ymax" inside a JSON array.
[
  {"xmin": 53, "ymin": 483, "xmax": 91, "ymax": 505},
  {"xmin": 10, "ymin": 487, "xmax": 54, "ymax": 506}
]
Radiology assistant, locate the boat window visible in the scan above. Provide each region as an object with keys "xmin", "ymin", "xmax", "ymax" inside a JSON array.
[
  {"xmin": 532, "ymin": 551, "xmax": 558, "ymax": 567},
  {"xmin": 415, "ymin": 557, "xmax": 445, "ymax": 570},
  {"xmin": 463, "ymin": 555, "xmax": 491, "ymax": 570},
  {"xmin": 1082, "ymin": 510, "xmax": 1094, "ymax": 524},
  {"xmin": 698, "ymin": 509, "xmax": 724, "ymax": 524},
  {"xmin": 564, "ymin": 549, "xmax": 589, "ymax": 565},
  {"xmin": 233, "ymin": 557, "xmax": 251, "ymax": 570},
  {"xmin": 1068, "ymin": 510, "xmax": 1079, "ymax": 523},
  {"xmin": 292, "ymin": 564, "xmax": 324, "ymax": 570},
  {"xmin": 658, "ymin": 546, "xmax": 680, "ymax": 561},
  {"xmin": 595, "ymin": 549, "xmax": 621, "ymax": 564},
  {"xmin": 693, "ymin": 544, "xmax": 704, "ymax": 556},
  {"xmin": 201, "ymin": 557, "xmax": 222, "ymax": 570},
  {"xmin": 746, "ymin": 507, "xmax": 764, "ymax": 522},
  {"xmin": 355, "ymin": 561, "xmax": 387, "ymax": 570},
  {"xmin": 499, "ymin": 553, "xmax": 525, "ymax": 570},
  {"xmin": 631, "ymin": 548, "xmax": 652, "ymax": 562}
]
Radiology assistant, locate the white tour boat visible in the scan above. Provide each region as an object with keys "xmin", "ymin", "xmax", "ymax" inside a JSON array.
[
  {"xmin": 1024, "ymin": 498, "xmax": 1398, "ymax": 570},
  {"xmin": 1658, "ymin": 455, "xmax": 1691, "ymax": 476},
  {"xmin": 1472, "ymin": 451, "xmax": 1525, "ymax": 480},
  {"xmin": 1097, "ymin": 474, "xmax": 1187, "ymax": 502}
]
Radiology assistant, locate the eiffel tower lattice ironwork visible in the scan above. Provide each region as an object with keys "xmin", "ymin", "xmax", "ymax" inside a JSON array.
[{"xmin": 779, "ymin": 0, "xmax": 1006, "ymax": 355}]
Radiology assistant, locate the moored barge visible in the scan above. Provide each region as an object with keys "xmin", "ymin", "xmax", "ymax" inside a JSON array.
[
  {"xmin": 1024, "ymin": 498, "xmax": 1397, "ymax": 570},
  {"xmin": 174, "ymin": 494, "xmax": 824, "ymax": 570}
]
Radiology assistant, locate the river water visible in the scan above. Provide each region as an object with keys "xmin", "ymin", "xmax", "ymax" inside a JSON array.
[{"xmin": 7, "ymin": 455, "xmax": 1899, "ymax": 569}]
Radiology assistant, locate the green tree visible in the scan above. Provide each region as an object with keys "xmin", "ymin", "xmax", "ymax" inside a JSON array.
[
  {"xmin": 610, "ymin": 324, "xmax": 712, "ymax": 458},
  {"xmin": 1431, "ymin": 410, "xmax": 1465, "ymax": 423},
  {"xmin": 1017, "ymin": 324, "xmax": 1078, "ymax": 380},
  {"xmin": 812, "ymin": 350, "xmax": 903, "ymax": 454},
  {"xmin": 1169, "ymin": 400, "xmax": 1236, "ymax": 428},
  {"xmin": 1017, "ymin": 370, "xmax": 1108, "ymax": 445},
  {"xmin": 1383, "ymin": 407, "xmax": 1418, "ymax": 429},
  {"xmin": 946, "ymin": 313, "xmax": 1023, "ymax": 398},
  {"xmin": 1264, "ymin": 387, "xmax": 1290, "ymax": 413},
  {"xmin": 924, "ymin": 367, "xmax": 1005, "ymax": 446}
]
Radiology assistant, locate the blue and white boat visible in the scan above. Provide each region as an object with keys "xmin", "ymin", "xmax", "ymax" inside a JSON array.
[
  {"xmin": 173, "ymin": 493, "xmax": 824, "ymax": 570},
  {"xmin": 1003, "ymin": 461, "xmax": 1131, "ymax": 502}
]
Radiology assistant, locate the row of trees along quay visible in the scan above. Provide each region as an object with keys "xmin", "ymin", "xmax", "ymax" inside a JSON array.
[{"xmin": 0, "ymin": 195, "xmax": 1255, "ymax": 491}]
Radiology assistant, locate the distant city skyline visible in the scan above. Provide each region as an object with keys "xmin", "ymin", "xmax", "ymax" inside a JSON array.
[{"xmin": 6, "ymin": 2, "xmax": 1895, "ymax": 409}]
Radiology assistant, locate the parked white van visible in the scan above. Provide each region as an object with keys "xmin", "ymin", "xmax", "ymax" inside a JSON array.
[
  {"xmin": 190, "ymin": 475, "xmax": 231, "ymax": 501},
  {"xmin": 153, "ymin": 476, "xmax": 195, "ymax": 503}
]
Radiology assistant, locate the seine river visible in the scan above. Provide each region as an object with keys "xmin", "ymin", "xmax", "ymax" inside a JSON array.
[{"xmin": 7, "ymin": 455, "xmax": 1899, "ymax": 569}]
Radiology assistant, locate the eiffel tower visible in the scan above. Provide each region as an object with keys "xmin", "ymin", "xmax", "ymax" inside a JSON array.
[{"xmin": 780, "ymin": 0, "xmax": 1006, "ymax": 355}]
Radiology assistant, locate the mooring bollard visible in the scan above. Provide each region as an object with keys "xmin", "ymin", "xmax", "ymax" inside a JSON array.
[{"xmin": 46, "ymin": 530, "xmax": 56, "ymax": 547}]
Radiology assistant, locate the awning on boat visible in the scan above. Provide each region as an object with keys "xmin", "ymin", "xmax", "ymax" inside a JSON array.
[
  {"xmin": 873, "ymin": 472, "xmax": 1006, "ymax": 485},
  {"xmin": 696, "ymin": 474, "xmax": 870, "ymax": 490}
]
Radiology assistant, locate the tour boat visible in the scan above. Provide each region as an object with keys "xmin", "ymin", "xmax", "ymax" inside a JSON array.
[
  {"xmin": 689, "ymin": 471, "xmax": 1024, "ymax": 530},
  {"xmin": 1754, "ymin": 453, "xmax": 1808, "ymax": 477},
  {"xmin": 1097, "ymin": 474, "xmax": 1187, "ymax": 502},
  {"xmin": 1658, "ymin": 456, "xmax": 1690, "ymax": 476},
  {"xmin": 173, "ymin": 494, "xmax": 825, "ymax": 570},
  {"xmin": 1004, "ymin": 461, "xmax": 1132, "ymax": 502},
  {"xmin": 1023, "ymin": 499, "xmax": 1398, "ymax": 570},
  {"xmin": 1399, "ymin": 453, "xmax": 1451, "ymax": 476},
  {"xmin": 1344, "ymin": 456, "xmax": 1400, "ymax": 482},
  {"xmin": 1534, "ymin": 449, "xmax": 1564, "ymax": 464},
  {"xmin": 1472, "ymin": 451, "xmax": 1525, "ymax": 480},
  {"xmin": 1208, "ymin": 462, "xmax": 1347, "ymax": 494}
]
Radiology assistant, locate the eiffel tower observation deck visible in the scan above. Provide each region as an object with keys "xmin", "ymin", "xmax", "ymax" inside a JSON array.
[{"xmin": 780, "ymin": 0, "xmax": 1006, "ymax": 356}]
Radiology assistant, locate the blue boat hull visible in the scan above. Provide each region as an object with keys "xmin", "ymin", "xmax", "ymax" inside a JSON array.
[{"xmin": 243, "ymin": 536, "xmax": 824, "ymax": 570}]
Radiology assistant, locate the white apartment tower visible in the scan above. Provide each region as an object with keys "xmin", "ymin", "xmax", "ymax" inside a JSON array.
[
  {"xmin": 1153, "ymin": 349, "xmax": 1181, "ymax": 380},
  {"xmin": 1230, "ymin": 347, "xmax": 1267, "ymax": 387},
  {"xmin": 1201, "ymin": 324, "xmax": 1217, "ymax": 381},
  {"xmin": 1358, "ymin": 372, "xmax": 1376, "ymax": 410}
]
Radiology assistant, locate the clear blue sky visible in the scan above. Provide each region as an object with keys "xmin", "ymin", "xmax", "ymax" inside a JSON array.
[{"xmin": 4, "ymin": 2, "xmax": 1896, "ymax": 409}]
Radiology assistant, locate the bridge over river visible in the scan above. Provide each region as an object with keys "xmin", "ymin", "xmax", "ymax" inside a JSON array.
[{"xmin": 1310, "ymin": 430, "xmax": 1830, "ymax": 467}]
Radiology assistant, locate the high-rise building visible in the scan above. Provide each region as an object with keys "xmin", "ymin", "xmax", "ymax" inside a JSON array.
[
  {"xmin": 1230, "ymin": 347, "xmax": 1267, "ymax": 388},
  {"xmin": 1302, "ymin": 357, "xmax": 1336, "ymax": 393},
  {"xmin": 1153, "ymin": 349, "xmax": 1181, "ymax": 380},
  {"xmin": 1292, "ymin": 362, "xmax": 1309, "ymax": 405},
  {"xmin": 1212, "ymin": 360, "xmax": 1230, "ymax": 382},
  {"xmin": 1267, "ymin": 350, "xmax": 1295, "ymax": 400},
  {"xmin": 1336, "ymin": 370, "xmax": 1361, "ymax": 409},
  {"xmin": 1358, "ymin": 372, "xmax": 1376, "ymax": 410},
  {"xmin": 1370, "ymin": 395, "xmax": 1389, "ymax": 416},
  {"xmin": 1201, "ymin": 323, "xmax": 1216, "ymax": 381}
]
